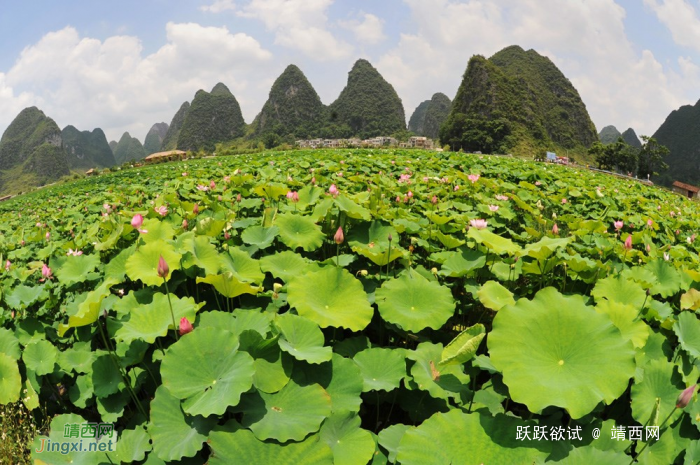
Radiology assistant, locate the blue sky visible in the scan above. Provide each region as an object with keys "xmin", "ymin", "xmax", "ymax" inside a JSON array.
[{"xmin": 1, "ymin": 0, "xmax": 699, "ymax": 143}]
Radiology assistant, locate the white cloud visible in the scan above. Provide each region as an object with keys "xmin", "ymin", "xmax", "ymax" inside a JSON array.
[
  {"xmin": 200, "ymin": 0, "xmax": 237, "ymax": 13},
  {"xmin": 2, "ymin": 23, "xmax": 274, "ymax": 142},
  {"xmin": 237, "ymin": 0, "xmax": 353, "ymax": 60},
  {"xmin": 644, "ymin": 0, "xmax": 700, "ymax": 53},
  {"xmin": 378, "ymin": 0, "xmax": 700, "ymax": 137},
  {"xmin": 339, "ymin": 13, "xmax": 386, "ymax": 45}
]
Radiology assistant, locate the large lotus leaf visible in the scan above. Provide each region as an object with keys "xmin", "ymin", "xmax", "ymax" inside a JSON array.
[
  {"xmin": 644, "ymin": 259, "xmax": 681, "ymax": 298},
  {"xmin": 161, "ymin": 327, "xmax": 255, "ymax": 416},
  {"xmin": 439, "ymin": 248, "xmax": 486, "ymax": 277},
  {"xmin": 178, "ymin": 232, "xmax": 221, "ymax": 275},
  {"xmin": 353, "ymin": 348, "xmax": 406, "ymax": 392},
  {"xmin": 5, "ymin": 284, "xmax": 44, "ymax": 309},
  {"xmin": 596, "ymin": 300, "xmax": 649, "ymax": 349},
  {"xmin": 489, "ymin": 287, "xmax": 635, "ymax": 419},
  {"xmin": 196, "ymin": 273, "xmax": 262, "ymax": 299},
  {"xmin": 326, "ymin": 353, "xmax": 364, "ymax": 413},
  {"xmin": 140, "ymin": 218, "xmax": 175, "ymax": 243},
  {"xmin": 115, "ymin": 425, "xmax": 151, "ymax": 463},
  {"xmin": 636, "ymin": 429, "xmax": 678, "ymax": 465},
  {"xmin": 378, "ymin": 424, "xmax": 411, "ymax": 463},
  {"xmin": 631, "ymin": 359, "xmax": 685, "ymax": 426},
  {"xmin": 275, "ymin": 213, "xmax": 325, "ymax": 251},
  {"xmin": 115, "ymin": 294, "xmax": 203, "ymax": 344},
  {"xmin": 104, "ymin": 245, "xmax": 134, "ymax": 284},
  {"xmin": 434, "ymin": 230, "xmax": 465, "ymax": 249},
  {"xmin": 276, "ymin": 313, "xmax": 332, "ymax": 364},
  {"xmin": 396, "ymin": 410, "xmax": 550, "ymax": 464},
  {"xmin": 91, "ymin": 353, "xmax": 123, "ymax": 398},
  {"xmin": 347, "ymin": 221, "xmax": 404, "ymax": 266},
  {"xmin": 208, "ymin": 427, "xmax": 333, "ymax": 465},
  {"xmin": 0, "ymin": 353, "xmax": 21, "ymax": 404},
  {"xmin": 407, "ymin": 342, "xmax": 470, "ymax": 401},
  {"xmin": 674, "ymin": 311, "xmax": 700, "ymax": 358},
  {"xmin": 125, "ymin": 240, "xmax": 182, "ymax": 286},
  {"xmin": 439, "ymin": 324, "xmax": 486, "ymax": 366},
  {"xmin": 557, "ymin": 447, "xmax": 629, "ymax": 464},
  {"xmin": 58, "ymin": 343, "xmax": 95, "ymax": 374},
  {"xmin": 253, "ymin": 182, "xmax": 291, "ymax": 199},
  {"xmin": 522, "ymin": 236, "xmax": 571, "ymax": 260},
  {"xmin": 375, "ymin": 272, "xmax": 454, "ymax": 332},
  {"xmin": 241, "ymin": 225, "xmax": 279, "ymax": 249},
  {"xmin": 232, "ymin": 309, "xmax": 272, "ymax": 337},
  {"xmin": 23, "ymin": 339, "xmax": 57, "ymax": 376},
  {"xmin": 238, "ymin": 330, "xmax": 292, "ymax": 393},
  {"xmin": 287, "ymin": 266, "xmax": 373, "ymax": 331},
  {"xmin": 260, "ymin": 251, "xmax": 309, "ymax": 282},
  {"xmin": 0, "ymin": 327, "xmax": 20, "ymax": 360},
  {"xmin": 147, "ymin": 385, "xmax": 215, "ymax": 462},
  {"xmin": 96, "ymin": 390, "xmax": 129, "ymax": 422},
  {"xmin": 58, "ymin": 278, "xmax": 118, "ymax": 336},
  {"xmin": 591, "ymin": 275, "xmax": 646, "ymax": 309},
  {"xmin": 681, "ymin": 289, "xmax": 700, "ymax": 311},
  {"xmin": 240, "ymin": 379, "xmax": 332, "ymax": 442},
  {"xmin": 32, "ymin": 413, "xmax": 112, "ymax": 465},
  {"xmin": 221, "ymin": 247, "xmax": 265, "ymax": 284},
  {"xmin": 468, "ymin": 228, "xmax": 521, "ymax": 255},
  {"xmin": 320, "ymin": 411, "xmax": 375, "ymax": 465},
  {"xmin": 52, "ymin": 254, "xmax": 101, "ymax": 286},
  {"xmin": 477, "ymin": 280, "xmax": 515, "ymax": 311}
]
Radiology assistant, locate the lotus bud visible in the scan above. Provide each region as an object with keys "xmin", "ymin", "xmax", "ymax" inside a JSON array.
[
  {"xmin": 218, "ymin": 195, "xmax": 223, "ymax": 201},
  {"xmin": 182, "ymin": 219, "xmax": 188, "ymax": 230},
  {"xmin": 41, "ymin": 263, "xmax": 52, "ymax": 279},
  {"xmin": 224, "ymin": 231, "xmax": 231, "ymax": 240},
  {"xmin": 552, "ymin": 223, "xmax": 559, "ymax": 235},
  {"xmin": 179, "ymin": 317, "xmax": 193, "ymax": 336},
  {"xmin": 193, "ymin": 203, "xmax": 199, "ymax": 215},
  {"xmin": 236, "ymin": 194, "xmax": 242, "ymax": 203},
  {"xmin": 334, "ymin": 227, "xmax": 344, "ymax": 245},
  {"xmin": 624, "ymin": 235, "xmax": 633, "ymax": 251},
  {"xmin": 273, "ymin": 283, "xmax": 283, "ymax": 293},
  {"xmin": 329, "ymin": 184, "xmax": 339, "ymax": 196},
  {"xmin": 4, "ymin": 260, "xmax": 10, "ymax": 271},
  {"xmin": 358, "ymin": 270, "xmax": 368, "ymax": 277},
  {"xmin": 45, "ymin": 231, "xmax": 50, "ymax": 241},
  {"xmin": 431, "ymin": 267, "xmax": 438, "ymax": 275},
  {"xmin": 677, "ymin": 384, "xmax": 696, "ymax": 409},
  {"xmin": 131, "ymin": 214, "xmax": 144, "ymax": 229},
  {"xmin": 210, "ymin": 181, "xmax": 216, "ymax": 190},
  {"xmin": 157, "ymin": 255, "xmax": 169, "ymax": 278},
  {"xmin": 431, "ymin": 195, "xmax": 438, "ymax": 204},
  {"xmin": 286, "ymin": 191, "xmax": 294, "ymax": 200},
  {"xmin": 614, "ymin": 220, "xmax": 623, "ymax": 231},
  {"xmin": 388, "ymin": 233, "xmax": 393, "ymax": 242}
]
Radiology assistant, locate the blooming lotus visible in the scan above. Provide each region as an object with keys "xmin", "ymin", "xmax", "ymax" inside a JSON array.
[
  {"xmin": 470, "ymin": 219, "xmax": 488, "ymax": 230},
  {"xmin": 67, "ymin": 249, "xmax": 83, "ymax": 256},
  {"xmin": 179, "ymin": 317, "xmax": 194, "ymax": 336},
  {"xmin": 407, "ymin": 191, "xmax": 413, "ymax": 198},
  {"xmin": 155, "ymin": 205, "xmax": 168, "ymax": 216},
  {"xmin": 223, "ymin": 175, "xmax": 231, "ymax": 183},
  {"xmin": 488, "ymin": 205, "xmax": 499, "ymax": 212},
  {"xmin": 329, "ymin": 184, "xmax": 339, "ymax": 197},
  {"xmin": 495, "ymin": 194, "xmax": 509, "ymax": 201},
  {"xmin": 454, "ymin": 185, "xmax": 460, "ymax": 192},
  {"xmin": 561, "ymin": 198, "xmax": 567, "ymax": 204},
  {"xmin": 131, "ymin": 214, "xmax": 144, "ymax": 229},
  {"xmin": 468, "ymin": 174, "xmax": 480, "ymax": 183},
  {"xmin": 614, "ymin": 221, "xmax": 623, "ymax": 231},
  {"xmin": 196, "ymin": 185, "xmax": 209, "ymax": 191}
]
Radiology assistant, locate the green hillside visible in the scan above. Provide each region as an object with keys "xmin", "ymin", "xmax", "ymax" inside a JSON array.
[
  {"xmin": 62, "ymin": 125, "xmax": 116, "ymax": 169},
  {"xmin": 177, "ymin": 83, "xmax": 246, "ymax": 152},
  {"xmin": 161, "ymin": 102, "xmax": 190, "ymax": 150},
  {"xmin": 440, "ymin": 45, "xmax": 598, "ymax": 157},
  {"xmin": 409, "ymin": 92, "xmax": 451, "ymax": 139},
  {"xmin": 621, "ymin": 127, "xmax": 642, "ymax": 148},
  {"xmin": 144, "ymin": 122, "xmax": 169, "ymax": 154},
  {"xmin": 113, "ymin": 132, "xmax": 147, "ymax": 164},
  {"xmin": 599, "ymin": 125, "xmax": 622, "ymax": 144},
  {"xmin": 652, "ymin": 99, "xmax": 700, "ymax": 186}
]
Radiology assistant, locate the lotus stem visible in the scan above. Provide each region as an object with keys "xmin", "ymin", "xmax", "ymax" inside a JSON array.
[
  {"xmin": 163, "ymin": 278, "xmax": 179, "ymax": 341},
  {"xmin": 629, "ymin": 406, "xmax": 677, "ymax": 464}
]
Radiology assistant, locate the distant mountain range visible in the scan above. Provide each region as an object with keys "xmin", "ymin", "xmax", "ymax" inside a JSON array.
[{"xmin": 2, "ymin": 46, "xmax": 694, "ymax": 195}]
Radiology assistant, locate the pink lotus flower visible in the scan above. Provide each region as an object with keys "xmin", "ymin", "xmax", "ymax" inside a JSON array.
[
  {"xmin": 431, "ymin": 195, "xmax": 438, "ymax": 205},
  {"xmin": 337, "ymin": 172, "xmax": 343, "ymax": 177},
  {"xmin": 561, "ymin": 198, "xmax": 567, "ymax": 204},
  {"xmin": 157, "ymin": 256, "xmax": 169, "ymax": 279},
  {"xmin": 196, "ymin": 184, "xmax": 209, "ymax": 191},
  {"xmin": 454, "ymin": 185, "xmax": 460, "ymax": 192},
  {"xmin": 552, "ymin": 223, "xmax": 559, "ymax": 235},
  {"xmin": 614, "ymin": 221, "xmax": 623, "ymax": 231},
  {"xmin": 182, "ymin": 219, "xmax": 188, "ymax": 230},
  {"xmin": 423, "ymin": 176, "xmax": 429, "ymax": 182},
  {"xmin": 395, "ymin": 196, "xmax": 401, "ymax": 202},
  {"xmin": 495, "ymin": 195, "xmax": 509, "ymax": 201},
  {"xmin": 468, "ymin": 174, "xmax": 480, "ymax": 183},
  {"xmin": 646, "ymin": 244, "xmax": 651, "ymax": 252},
  {"xmin": 647, "ymin": 219, "xmax": 653, "ymax": 227},
  {"xmin": 4, "ymin": 260, "xmax": 10, "ymax": 272},
  {"xmin": 224, "ymin": 231, "xmax": 231, "ymax": 240},
  {"xmin": 329, "ymin": 184, "xmax": 339, "ymax": 197},
  {"xmin": 286, "ymin": 191, "xmax": 300, "ymax": 202},
  {"xmin": 334, "ymin": 226, "xmax": 344, "ymax": 245},
  {"xmin": 670, "ymin": 211, "xmax": 675, "ymax": 217},
  {"xmin": 103, "ymin": 203, "xmax": 112, "ymax": 213},
  {"xmin": 210, "ymin": 181, "xmax": 216, "ymax": 190},
  {"xmin": 236, "ymin": 194, "xmax": 242, "ymax": 203},
  {"xmin": 182, "ymin": 172, "xmax": 188, "ymax": 177},
  {"xmin": 407, "ymin": 191, "xmax": 413, "ymax": 199},
  {"xmin": 155, "ymin": 205, "xmax": 168, "ymax": 216},
  {"xmin": 399, "ymin": 174, "xmax": 411, "ymax": 183},
  {"xmin": 179, "ymin": 317, "xmax": 194, "ymax": 336},
  {"xmin": 41, "ymin": 263, "xmax": 52, "ymax": 279},
  {"xmin": 67, "ymin": 249, "xmax": 83, "ymax": 256},
  {"xmin": 131, "ymin": 214, "xmax": 144, "ymax": 229},
  {"xmin": 311, "ymin": 177, "xmax": 316, "ymax": 184},
  {"xmin": 223, "ymin": 176, "xmax": 231, "ymax": 183},
  {"xmin": 677, "ymin": 384, "xmax": 696, "ymax": 409},
  {"xmin": 624, "ymin": 235, "xmax": 633, "ymax": 251},
  {"xmin": 470, "ymin": 219, "xmax": 488, "ymax": 230},
  {"xmin": 193, "ymin": 204, "xmax": 200, "ymax": 215},
  {"xmin": 488, "ymin": 205, "xmax": 499, "ymax": 212},
  {"xmin": 535, "ymin": 181, "xmax": 542, "ymax": 186}
]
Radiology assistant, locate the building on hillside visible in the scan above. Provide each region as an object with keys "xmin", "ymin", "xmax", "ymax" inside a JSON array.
[
  {"xmin": 672, "ymin": 181, "xmax": 700, "ymax": 199},
  {"xmin": 144, "ymin": 150, "xmax": 187, "ymax": 165},
  {"xmin": 409, "ymin": 136, "xmax": 430, "ymax": 149}
]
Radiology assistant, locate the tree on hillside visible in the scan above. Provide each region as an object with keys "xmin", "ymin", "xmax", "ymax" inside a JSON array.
[
  {"xmin": 637, "ymin": 136, "xmax": 669, "ymax": 179},
  {"xmin": 589, "ymin": 138, "xmax": 638, "ymax": 173}
]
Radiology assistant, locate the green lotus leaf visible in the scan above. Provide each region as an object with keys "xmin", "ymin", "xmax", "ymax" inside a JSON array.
[
  {"xmin": 335, "ymin": 195, "xmax": 371, "ymax": 220},
  {"xmin": 195, "ymin": 217, "xmax": 226, "ymax": 237},
  {"xmin": 596, "ymin": 300, "xmax": 649, "ymax": 349},
  {"xmin": 5, "ymin": 284, "xmax": 44, "ymax": 310},
  {"xmin": 96, "ymin": 390, "xmax": 129, "ymax": 423},
  {"xmin": 147, "ymin": 385, "xmax": 215, "ymax": 462},
  {"xmin": 253, "ymin": 182, "xmax": 290, "ymax": 199},
  {"xmin": 221, "ymin": 247, "xmax": 265, "ymax": 283},
  {"xmin": 326, "ymin": 353, "xmax": 364, "ymax": 413},
  {"xmin": 378, "ymin": 424, "xmax": 411, "ymax": 463},
  {"xmin": 52, "ymin": 254, "xmax": 101, "ymax": 286},
  {"xmin": 125, "ymin": 240, "xmax": 181, "ymax": 286},
  {"xmin": 674, "ymin": 311, "xmax": 700, "ymax": 358},
  {"xmin": 240, "ymin": 379, "xmax": 332, "ymax": 442},
  {"xmin": 197, "ymin": 310, "xmax": 238, "ymax": 334},
  {"xmin": 23, "ymin": 339, "xmax": 57, "ymax": 376},
  {"xmin": 115, "ymin": 293, "xmax": 203, "ymax": 344},
  {"xmin": 439, "ymin": 248, "xmax": 486, "ymax": 277},
  {"xmin": 685, "ymin": 441, "xmax": 700, "ymax": 465},
  {"xmin": 140, "ymin": 218, "xmax": 175, "ymax": 243},
  {"xmin": 644, "ymin": 259, "xmax": 681, "ymax": 298},
  {"xmin": 161, "ymin": 327, "xmax": 255, "ymax": 416},
  {"xmin": 0, "ymin": 327, "xmax": 20, "ymax": 360},
  {"xmin": 631, "ymin": 359, "xmax": 685, "ymax": 426},
  {"xmin": 320, "ymin": 411, "xmax": 375, "ymax": 465},
  {"xmin": 0, "ymin": 353, "xmax": 21, "ymax": 404},
  {"xmin": 32, "ymin": 413, "xmax": 111, "ymax": 465},
  {"xmin": 239, "ymin": 330, "xmax": 292, "ymax": 393},
  {"xmin": 241, "ymin": 225, "xmax": 280, "ymax": 249},
  {"xmin": 353, "ymin": 348, "xmax": 406, "ymax": 392},
  {"xmin": 347, "ymin": 221, "xmax": 403, "ymax": 266},
  {"xmin": 69, "ymin": 375, "xmax": 94, "ymax": 408},
  {"xmin": 178, "ymin": 232, "xmax": 221, "ymax": 275},
  {"xmin": 439, "ymin": 323, "xmax": 486, "ymax": 366},
  {"xmin": 22, "ymin": 378, "xmax": 39, "ymax": 411},
  {"xmin": 104, "ymin": 244, "xmax": 134, "ymax": 284},
  {"xmin": 275, "ymin": 213, "xmax": 325, "ymax": 251},
  {"xmin": 522, "ymin": 236, "xmax": 571, "ymax": 260},
  {"xmin": 207, "ymin": 427, "xmax": 333, "ymax": 465},
  {"xmin": 434, "ymin": 230, "xmax": 465, "ymax": 249},
  {"xmin": 557, "ymin": 447, "xmax": 629, "ymax": 464},
  {"xmin": 488, "ymin": 287, "xmax": 635, "ymax": 419},
  {"xmin": 375, "ymin": 272, "xmax": 454, "ymax": 332},
  {"xmin": 115, "ymin": 425, "xmax": 151, "ymax": 463},
  {"xmin": 91, "ymin": 354, "xmax": 123, "ymax": 398},
  {"xmin": 233, "ymin": 309, "xmax": 272, "ymax": 337},
  {"xmin": 196, "ymin": 273, "xmax": 262, "ymax": 299},
  {"xmin": 477, "ymin": 280, "xmax": 515, "ymax": 311},
  {"xmin": 591, "ymin": 275, "xmax": 646, "ymax": 309},
  {"xmin": 407, "ymin": 342, "xmax": 470, "ymax": 400},
  {"xmin": 276, "ymin": 313, "xmax": 332, "ymax": 364},
  {"xmin": 681, "ymin": 289, "xmax": 700, "ymax": 311},
  {"xmin": 57, "ymin": 342, "xmax": 95, "ymax": 374},
  {"xmin": 396, "ymin": 410, "xmax": 550, "ymax": 464},
  {"xmin": 287, "ymin": 266, "xmax": 373, "ymax": 331},
  {"xmin": 468, "ymin": 228, "xmax": 521, "ymax": 255},
  {"xmin": 260, "ymin": 251, "xmax": 309, "ymax": 282},
  {"xmin": 58, "ymin": 278, "xmax": 118, "ymax": 336}
]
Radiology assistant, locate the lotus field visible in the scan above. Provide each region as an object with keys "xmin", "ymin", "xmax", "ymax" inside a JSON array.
[{"xmin": 2, "ymin": 148, "xmax": 700, "ymax": 464}]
